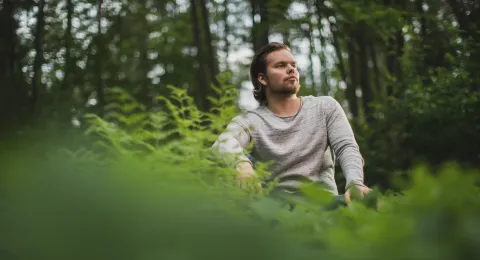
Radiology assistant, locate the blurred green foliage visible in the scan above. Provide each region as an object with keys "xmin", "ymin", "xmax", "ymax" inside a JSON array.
[{"xmin": 1, "ymin": 77, "xmax": 479, "ymax": 259}]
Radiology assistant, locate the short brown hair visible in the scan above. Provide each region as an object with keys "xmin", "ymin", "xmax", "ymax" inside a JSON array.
[{"xmin": 249, "ymin": 42, "xmax": 291, "ymax": 104}]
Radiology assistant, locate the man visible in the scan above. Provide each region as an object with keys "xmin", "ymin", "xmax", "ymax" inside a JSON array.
[{"xmin": 212, "ymin": 42, "xmax": 371, "ymax": 203}]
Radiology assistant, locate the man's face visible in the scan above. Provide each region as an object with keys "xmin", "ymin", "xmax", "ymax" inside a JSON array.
[{"xmin": 258, "ymin": 49, "xmax": 300, "ymax": 96}]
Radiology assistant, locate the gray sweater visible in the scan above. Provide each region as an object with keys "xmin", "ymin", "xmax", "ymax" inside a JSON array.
[{"xmin": 212, "ymin": 95, "xmax": 366, "ymax": 195}]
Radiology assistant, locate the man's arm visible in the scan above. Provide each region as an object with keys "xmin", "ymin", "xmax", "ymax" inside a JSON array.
[
  {"xmin": 324, "ymin": 97, "xmax": 367, "ymax": 191},
  {"xmin": 212, "ymin": 117, "xmax": 254, "ymax": 174},
  {"xmin": 212, "ymin": 118, "xmax": 258, "ymax": 191}
]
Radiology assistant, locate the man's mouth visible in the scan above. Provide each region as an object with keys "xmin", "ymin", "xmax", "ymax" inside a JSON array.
[{"xmin": 285, "ymin": 76, "xmax": 296, "ymax": 81}]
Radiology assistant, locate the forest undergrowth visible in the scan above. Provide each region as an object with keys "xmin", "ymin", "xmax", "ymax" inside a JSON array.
[{"xmin": 1, "ymin": 73, "xmax": 479, "ymax": 260}]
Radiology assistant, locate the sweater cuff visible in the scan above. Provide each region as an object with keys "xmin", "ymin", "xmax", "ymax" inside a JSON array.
[
  {"xmin": 232, "ymin": 154, "xmax": 253, "ymax": 168},
  {"xmin": 345, "ymin": 178, "xmax": 366, "ymax": 191},
  {"xmin": 235, "ymin": 159, "xmax": 253, "ymax": 168}
]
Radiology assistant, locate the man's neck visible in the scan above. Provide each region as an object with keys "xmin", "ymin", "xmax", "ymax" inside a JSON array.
[{"xmin": 266, "ymin": 95, "xmax": 301, "ymax": 117}]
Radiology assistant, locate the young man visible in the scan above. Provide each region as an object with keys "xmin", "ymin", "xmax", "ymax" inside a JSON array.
[{"xmin": 213, "ymin": 42, "xmax": 371, "ymax": 202}]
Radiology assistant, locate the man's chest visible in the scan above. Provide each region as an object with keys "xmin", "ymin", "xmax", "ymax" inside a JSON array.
[{"xmin": 249, "ymin": 115, "xmax": 328, "ymax": 160}]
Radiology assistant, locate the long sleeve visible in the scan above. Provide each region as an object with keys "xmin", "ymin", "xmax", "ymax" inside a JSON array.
[
  {"xmin": 212, "ymin": 116, "xmax": 252, "ymax": 167},
  {"xmin": 324, "ymin": 97, "xmax": 366, "ymax": 190}
]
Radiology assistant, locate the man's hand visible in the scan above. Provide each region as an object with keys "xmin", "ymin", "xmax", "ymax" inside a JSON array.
[
  {"xmin": 344, "ymin": 184, "xmax": 372, "ymax": 204},
  {"xmin": 235, "ymin": 162, "xmax": 262, "ymax": 194}
]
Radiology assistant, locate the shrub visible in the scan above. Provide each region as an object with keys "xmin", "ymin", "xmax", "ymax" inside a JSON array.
[{"xmin": 0, "ymin": 73, "xmax": 479, "ymax": 259}]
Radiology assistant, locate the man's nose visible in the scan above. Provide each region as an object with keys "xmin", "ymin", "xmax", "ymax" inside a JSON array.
[{"xmin": 287, "ymin": 64, "xmax": 296, "ymax": 73}]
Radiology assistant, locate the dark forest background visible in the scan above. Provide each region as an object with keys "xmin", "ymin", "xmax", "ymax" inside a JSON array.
[
  {"xmin": 0, "ymin": 0, "xmax": 479, "ymax": 190},
  {"xmin": 1, "ymin": 1, "xmax": 480, "ymax": 259}
]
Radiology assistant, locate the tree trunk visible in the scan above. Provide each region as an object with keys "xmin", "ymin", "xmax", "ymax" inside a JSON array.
[
  {"xmin": 346, "ymin": 38, "xmax": 359, "ymax": 118},
  {"xmin": 0, "ymin": 0, "xmax": 23, "ymax": 128},
  {"xmin": 199, "ymin": 0, "xmax": 219, "ymax": 89},
  {"xmin": 223, "ymin": 0, "xmax": 230, "ymax": 72},
  {"xmin": 307, "ymin": 27, "xmax": 317, "ymax": 91},
  {"xmin": 139, "ymin": 0, "xmax": 149, "ymax": 103},
  {"xmin": 0, "ymin": 1, "xmax": 15, "ymax": 92},
  {"xmin": 62, "ymin": 0, "xmax": 73, "ymax": 91},
  {"xmin": 96, "ymin": 0, "xmax": 105, "ymax": 116},
  {"xmin": 331, "ymin": 27, "xmax": 348, "ymax": 88},
  {"xmin": 393, "ymin": 30, "xmax": 404, "ymax": 97},
  {"xmin": 369, "ymin": 43, "xmax": 383, "ymax": 101},
  {"xmin": 319, "ymin": 36, "xmax": 330, "ymax": 96},
  {"xmin": 414, "ymin": 0, "xmax": 429, "ymax": 86},
  {"xmin": 385, "ymin": 38, "xmax": 397, "ymax": 97},
  {"xmin": 190, "ymin": 0, "xmax": 209, "ymax": 111},
  {"xmin": 384, "ymin": 0, "xmax": 405, "ymax": 98},
  {"xmin": 0, "ymin": 0, "xmax": 15, "ymax": 92},
  {"xmin": 357, "ymin": 28, "xmax": 374, "ymax": 123},
  {"xmin": 56, "ymin": 0, "xmax": 75, "ymax": 123},
  {"xmin": 319, "ymin": 0, "xmax": 348, "ymax": 96},
  {"xmin": 31, "ymin": 0, "xmax": 46, "ymax": 115},
  {"xmin": 250, "ymin": 0, "xmax": 269, "ymax": 52},
  {"xmin": 313, "ymin": 0, "xmax": 330, "ymax": 95}
]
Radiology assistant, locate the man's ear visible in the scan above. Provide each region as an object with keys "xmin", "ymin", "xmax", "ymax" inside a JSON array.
[{"xmin": 257, "ymin": 73, "xmax": 267, "ymax": 86}]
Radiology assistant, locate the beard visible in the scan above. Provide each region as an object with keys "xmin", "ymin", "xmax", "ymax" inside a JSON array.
[{"xmin": 269, "ymin": 83, "xmax": 299, "ymax": 96}]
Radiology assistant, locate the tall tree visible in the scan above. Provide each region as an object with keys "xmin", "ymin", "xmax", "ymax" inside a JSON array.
[
  {"xmin": 0, "ymin": 0, "xmax": 24, "ymax": 128},
  {"xmin": 31, "ymin": 0, "xmax": 46, "ymax": 115},
  {"xmin": 199, "ymin": 0, "xmax": 219, "ymax": 88},
  {"xmin": 95, "ymin": 0, "xmax": 105, "ymax": 116},
  {"xmin": 356, "ymin": 24, "xmax": 374, "ymax": 123},
  {"xmin": 223, "ymin": 0, "xmax": 230, "ymax": 72},
  {"xmin": 137, "ymin": 0, "xmax": 150, "ymax": 105},
  {"xmin": 62, "ymin": 0, "xmax": 74, "ymax": 92},
  {"xmin": 190, "ymin": 0, "xmax": 210, "ymax": 111},
  {"xmin": 346, "ymin": 34, "xmax": 359, "ymax": 118},
  {"xmin": 250, "ymin": 0, "xmax": 269, "ymax": 52}
]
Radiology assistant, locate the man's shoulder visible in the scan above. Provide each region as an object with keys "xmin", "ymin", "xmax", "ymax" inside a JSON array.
[
  {"xmin": 236, "ymin": 104, "xmax": 267, "ymax": 118},
  {"xmin": 228, "ymin": 104, "xmax": 273, "ymax": 130},
  {"xmin": 303, "ymin": 95, "xmax": 339, "ymax": 109},
  {"xmin": 303, "ymin": 95, "xmax": 336, "ymax": 102},
  {"xmin": 229, "ymin": 107, "xmax": 263, "ymax": 125}
]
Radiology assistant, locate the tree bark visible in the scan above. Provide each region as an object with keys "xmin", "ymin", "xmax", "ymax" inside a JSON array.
[
  {"xmin": 414, "ymin": 0, "xmax": 429, "ymax": 87},
  {"xmin": 319, "ymin": 0, "xmax": 348, "ymax": 96},
  {"xmin": 393, "ymin": 30, "xmax": 404, "ymax": 97},
  {"xmin": 250, "ymin": 0, "xmax": 269, "ymax": 52},
  {"xmin": 318, "ymin": 36, "xmax": 330, "ymax": 96},
  {"xmin": 62, "ymin": 0, "xmax": 73, "ymax": 91},
  {"xmin": 96, "ymin": 0, "xmax": 105, "ymax": 116},
  {"xmin": 383, "ymin": 0, "xmax": 405, "ymax": 98},
  {"xmin": 0, "ymin": 0, "xmax": 15, "ymax": 94},
  {"xmin": 199, "ymin": 0, "xmax": 219, "ymax": 88},
  {"xmin": 357, "ymin": 28, "xmax": 374, "ymax": 123},
  {"xmin": 313, "ymin": 0, "xmax": 330, "ymax": 95},
  {"xmin": 223, "ymin": 0, "xmax": 230, "ymax": 72},
  {"xmin": 54, "ymin": 0, "xmax": 75, "ymax": 123},
  {"xmin": 369, "ymin": 43, "xmax": 382, "ymax": 101},
  {"xmin": 190, "ymin": 0, "xmax": 209, "ymax": 111},
  {"xmin": 307, "ymin": 27, "xmax": 317, "ymax": 91},
  {"xmin": 331, "ymin": 27, "xmax": 348, "ymax": 88},
  {"xmin": 138, "ymin": 0, "xmax": 150, "ymax": 106},
  {"xmin": 0, "ymin": 0, "xmax": 22, "ymax": 127},
  {"xmin": 31, "ymin": 0, "xmax": 46, "ymax": 115},
  {"xmin": 346, "ymin": 38, "xmax": 359, "ymax": 118}
]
